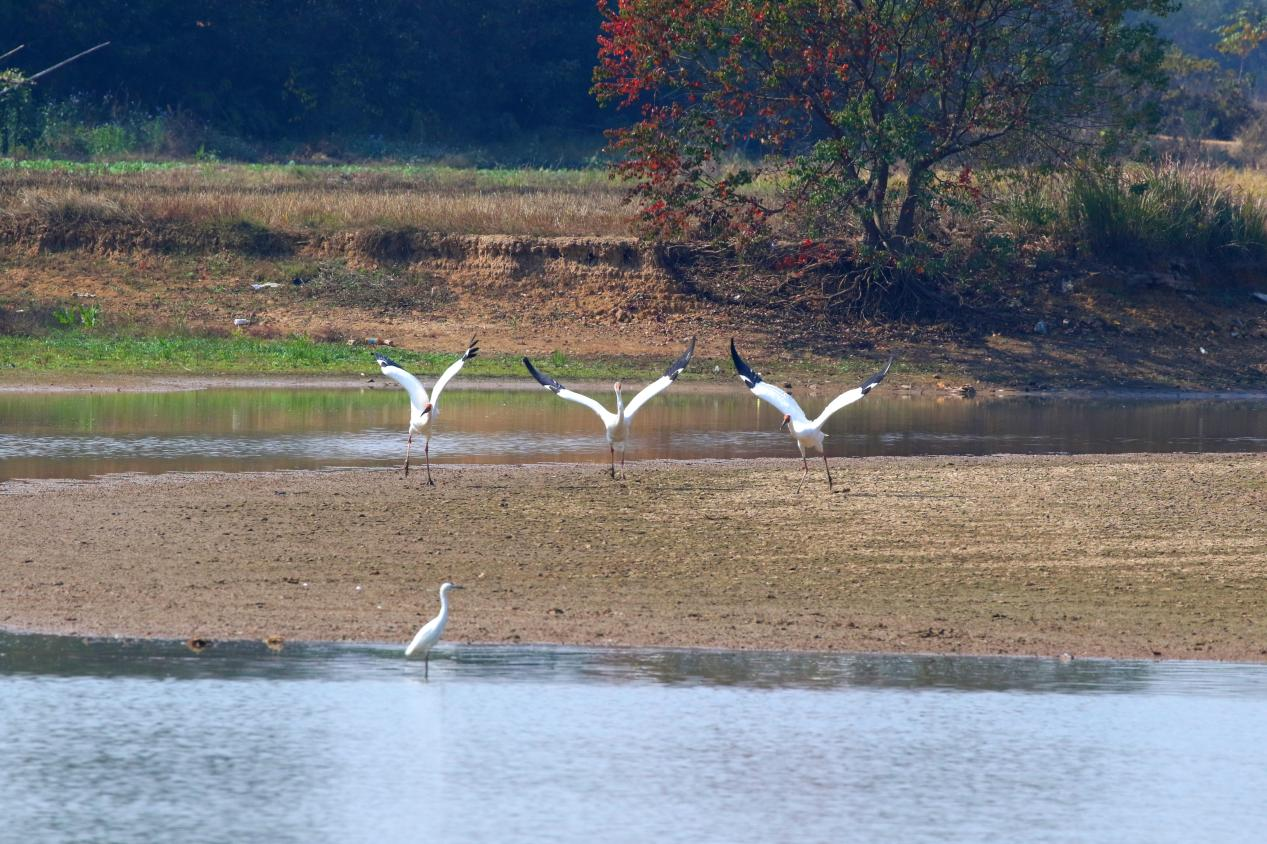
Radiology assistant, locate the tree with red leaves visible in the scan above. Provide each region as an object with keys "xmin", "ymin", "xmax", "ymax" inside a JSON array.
[{"xmin": 594, "ymin": 0, "xmax": 1170, "ymax": 254}]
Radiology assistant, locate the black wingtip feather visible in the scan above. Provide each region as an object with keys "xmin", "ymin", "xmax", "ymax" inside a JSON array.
[
  {"xmin": 522, "ymin": 357, "xmax": 563, "ymax": 394},
  {"xmin": 664, "ymin": 336, "xmax": 696, "ymax": 381},
  {"xmin": 464, "ymin": 336, "xmax": 480, "ymax": 361},
  {"xmin": 859, "ymin": 355, "xmax": 895, "ymax": 395},
  {"xmin": 729, "ymin": 338, "xmax": 761, "ymax": 388},
  {"xmin": 374, "ymin": 353, "xmax": 400, "ymax": 369}
]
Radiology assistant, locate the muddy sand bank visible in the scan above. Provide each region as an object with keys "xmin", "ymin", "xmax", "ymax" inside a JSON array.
[{"xmin": 2, "ymin": 454, "xmax": 1264, "ymax": 661}]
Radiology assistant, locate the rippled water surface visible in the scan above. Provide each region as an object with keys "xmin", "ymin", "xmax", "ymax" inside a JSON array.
[
  {"xmin": 1, "ymin": 634, "xmax": 1265, "ymax": 843},
  {"xmin": 1, "ymin": 387, "xmax": 1265, "ymax": 480}
]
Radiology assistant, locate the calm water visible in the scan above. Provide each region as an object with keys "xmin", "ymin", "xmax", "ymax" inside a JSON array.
[
  {"xmin": 1, "ymin": 633, "xmax": 1265, "ymax": 843},
  {"xmin": 1, "ymin": 387, "xmax": 1265, "ymax": 481}
]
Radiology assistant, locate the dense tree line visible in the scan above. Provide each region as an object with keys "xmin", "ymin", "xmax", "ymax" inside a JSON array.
[
  {"xmin": 1, "ymin": 1, "xmax": 610, "ymax": 154},
  {"xmin": 3, "ymin": 1, "xmax": 1267, "ymax": 160}
]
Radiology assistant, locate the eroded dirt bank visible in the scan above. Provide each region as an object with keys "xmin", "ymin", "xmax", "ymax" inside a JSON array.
[{"xmin": 2, "ymin": 454, "xmax": 1265, "ymax": 661}]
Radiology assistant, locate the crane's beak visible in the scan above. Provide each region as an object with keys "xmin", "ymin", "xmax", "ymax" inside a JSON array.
[{"xmin": 779, "ymin": 415, "xmax": 791, "ymax": 431}]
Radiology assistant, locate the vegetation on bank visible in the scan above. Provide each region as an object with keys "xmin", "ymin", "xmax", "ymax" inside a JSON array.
[
  {"xmin": 597, "ymin": 0, "xmax": 1170, "ymax": 248},
  {"xmin": 3, "ymin": 157, "xmax": 1263, "ymax": 281},
  {"xmin": 5, "ymin": 2, "xmax": 1267, "ymax": 320},
  {"xmin": 0, "ymin": 333, "xmax": 788, "ymax": 382}
]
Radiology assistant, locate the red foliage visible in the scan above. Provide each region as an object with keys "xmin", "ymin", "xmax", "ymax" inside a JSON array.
[{"xmin": 593, "ymin": 0, "xmax": 1170, "ymax": 250}]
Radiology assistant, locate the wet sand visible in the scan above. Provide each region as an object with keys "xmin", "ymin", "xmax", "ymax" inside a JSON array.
[{"xmin": 2, "ymin": 454, "xmax": 1264, "ymax": 661}]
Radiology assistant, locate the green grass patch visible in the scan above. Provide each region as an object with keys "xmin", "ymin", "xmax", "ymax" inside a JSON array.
[{"xmin": 0, "ymin": 333, "xmax": 714, "ymax": 381}]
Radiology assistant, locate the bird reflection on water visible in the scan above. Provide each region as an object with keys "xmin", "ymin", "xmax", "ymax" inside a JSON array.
[
  {"xmin": 4, "ymin": 632, "xmax": 1267, "ymax": 843},
  {"xmin": 2, "ymin": 389, "xmax": 1266, "ymax": 482}
]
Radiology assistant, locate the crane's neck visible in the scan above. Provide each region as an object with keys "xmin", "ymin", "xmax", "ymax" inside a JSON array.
[{"xmin": 614, "ymin": 385, "xmax": 624, "ymax": 416}]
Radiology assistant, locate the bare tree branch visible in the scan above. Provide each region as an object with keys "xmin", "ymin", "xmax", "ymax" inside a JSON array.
[
  {"xmin": 26, "ymin": 41, "xmax": 111, "ymax": 84},
  {"xmin": 1, "ymin": 41, "xmax": 111, "ymax": 96}
]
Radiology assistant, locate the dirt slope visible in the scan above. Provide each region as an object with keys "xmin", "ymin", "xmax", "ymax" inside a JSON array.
[{"xmin": 2, "ymin": 231, "xmax": 1266, "ymax": 389}]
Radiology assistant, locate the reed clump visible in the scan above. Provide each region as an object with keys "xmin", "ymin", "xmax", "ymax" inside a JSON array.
[{"xmin": 987, "ymin": 161, "xmax": 1267, "ymax": 270}]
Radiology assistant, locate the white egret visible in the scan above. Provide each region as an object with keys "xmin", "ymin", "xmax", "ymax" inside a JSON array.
[
  {"xmin": 730, "ymin": 338, "xmax": 893, "ymax": 490},
  {"xmin": 523, "ymin": 337, "xmax": 695, "ymax": 478},
  {"xmin": 375, "ymin": 337, "xmax": 478, "ymax": 486},
  {"xmin": 405, "ymin": 581, "xmax": 464, "ymax": 678}
]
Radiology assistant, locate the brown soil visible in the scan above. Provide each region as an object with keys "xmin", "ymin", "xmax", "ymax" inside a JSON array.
[{"xmin": 3, "ymin": 454, "xmax": 1264, "ymax": 661}]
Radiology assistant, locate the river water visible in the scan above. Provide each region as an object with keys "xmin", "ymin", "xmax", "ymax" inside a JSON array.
[
  {"xmin": 1, "ymin": 633, "xmax": 1264, "ymax": 843},
  {"xmin": 2, "ymin": 387, "xmax": 1265, "ymax": 481}
]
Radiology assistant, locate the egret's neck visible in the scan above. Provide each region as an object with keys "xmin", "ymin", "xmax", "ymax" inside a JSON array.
[{"xmin": 438, "ymin": 588, "xmax": 450, "ymax": 618}]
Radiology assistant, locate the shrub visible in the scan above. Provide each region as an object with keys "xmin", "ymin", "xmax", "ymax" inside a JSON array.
[
  {"xmin": 1065, "ymin": 163, "xmax": 1267, "ymax": 267},
  {"xmin": 1236, "ymin": 111, "xmax": 1267, "ymax": 167},
  {"xmin": 50, "ymin": 303, "xmax": 102, "ymax": 328}
]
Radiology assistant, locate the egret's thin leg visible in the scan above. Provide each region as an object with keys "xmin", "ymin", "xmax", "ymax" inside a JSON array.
[
  {"xmin": 403, "ymin": 432, "xmax": 412, "ymax": 477},
  {"xmin": 823, "ymin": 454, "xmax": 834, "ymax": 489},
  {"xmin": 424, "ymin": 652, "xmax": 429, "ymax": 679},
  {"xmin": 425, "ymin": 440, "xmax": 434, "ymax": 487}
]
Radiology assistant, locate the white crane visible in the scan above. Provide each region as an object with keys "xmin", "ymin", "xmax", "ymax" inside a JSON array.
[
  {"xmin": 405, "ymin": 581, "xmax": 464, "ymax": 678},
  {"xmin": 523, "ymin": 338, "xmax": 696, "ymax": 479},
  {"xmin": 375, "ymin": 337, "xmax": 478, "ymax": 486},
  {"xmin": 730, "ymin": 338, "xmax": 893, "ymax": 490}
]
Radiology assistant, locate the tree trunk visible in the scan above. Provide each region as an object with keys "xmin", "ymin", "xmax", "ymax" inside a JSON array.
[
  {"xmin": 895, "ymin": 166, "xmax": 929, "ymax": 244},
  {"xmin": 861, "ymin": 166, "xmax": 890, "ymax": 248},
  {"xmin": 860, "ymin": 213, "xmax": 886, "ymax": 248}
]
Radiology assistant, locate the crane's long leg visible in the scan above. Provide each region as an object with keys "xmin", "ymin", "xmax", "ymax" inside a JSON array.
[
  {"xmin": 403, "ymin": 432, "xmax": 412, "ymax": 477},
  {"xmin": 609, "ymin": 444, "xmax": 616, "ymax": 479},
  {"xmin": 823, "ymin": 453, "xmax": 834, "ymax": 489},
  {"xmin": 424, "ymin": 652, "xmax": 429, "ymax": 679},
  {"xmin": 620, "ymin": 446, "xmax": 627, "ymax": 480},
  {"xmin": 425, "ymin": 440, "xmax": 434, "ymax": 487},
  {"xmin": 797, "ymin": 446, "xmax": 809, "ymax": 492}
]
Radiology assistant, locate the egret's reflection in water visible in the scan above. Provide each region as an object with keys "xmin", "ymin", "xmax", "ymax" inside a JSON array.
[{"xmin": 1, "ymin": 633, "xmax": 1266, "ymax": 843}]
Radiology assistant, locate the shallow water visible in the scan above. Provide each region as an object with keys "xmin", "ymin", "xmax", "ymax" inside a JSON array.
[
  {"xmin": 1, "ymin": 633, "xmax": 1265, "ymax": 843},
  {"xmin": 1, "ymin": 387, "xmax": 1265, "ymax": 480}
]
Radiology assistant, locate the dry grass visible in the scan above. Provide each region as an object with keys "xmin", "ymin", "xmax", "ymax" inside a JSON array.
[
  {"xmin": 0, "ymin": 161, "xmax": 632, "ymax": 238},
  {"xmin": 966, "ymin": 161, "xmax": 1267, "ymax": 270},
  {"xmin": 5, "ymin": 158, "xmax": 1267, "ymax": 253}
]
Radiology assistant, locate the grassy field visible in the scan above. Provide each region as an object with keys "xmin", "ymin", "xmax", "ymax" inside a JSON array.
[
  {"xmin": 0, "ymin": 158, "xmax": 630, "ymax": 237},
  {"xmin": 0, "ymin": 332, "xmax": 605, "ymax": 375},
  {"xmin": 0, "ymin": 332, "xmax": 923, "ymax": 385},
  {"xmin": 0, "ymin": 333, "xmax": 717, "ymax": 379}
]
